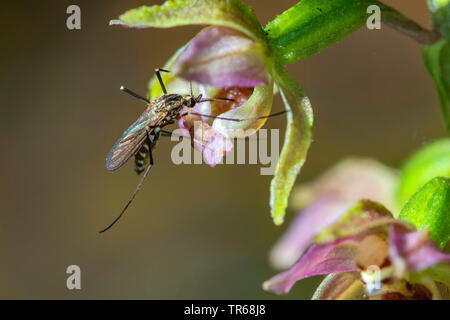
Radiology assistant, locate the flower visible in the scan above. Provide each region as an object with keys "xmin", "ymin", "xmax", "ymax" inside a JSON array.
[
  {"xmin": 263, "ymin": 199, "xmax": 450, "ymax": 299},
  {"xmin": 110, "ymin": 0, "xmax": 314, "ymax": 225},
  {"xmin": 269, "ymin": 158, "xmax": 399, "ymax": 269}
]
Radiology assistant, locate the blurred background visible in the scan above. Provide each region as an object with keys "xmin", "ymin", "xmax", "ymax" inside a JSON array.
[{"xmin": 0, "ymin": 0, "xmax": 446, "ymax": 299}]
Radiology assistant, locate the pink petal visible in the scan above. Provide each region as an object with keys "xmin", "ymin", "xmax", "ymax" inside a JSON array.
[
  {"xmin": 172, "ymin": 26, "xmax": 268, "ymax": 88},
  {"xmin": 192, "ymin": 121, "xmax": 233, "ymax": 167},
  {"xmin": 263, "ymin": 238, "xmax": 359, "ymax": 295},
  {"xmin": 178, "ymin": 90, "xmax": 233, "ymax": 167},
  {"xmin": 290, "ymin": 158, "xmax": 399, "ymax": 212},
  {"xmin": 389, "ymin": 226, "xmax": 450, "ymax": 275},
  {"xmin": 269, "ymin": 194, "xmax": 350, "ymax": 269}
]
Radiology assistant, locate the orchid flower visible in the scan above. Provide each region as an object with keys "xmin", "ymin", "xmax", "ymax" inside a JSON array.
[
  {"xmin": 263, "ymin": 199, "xmax": 450, "ymax": 300},
  {"xmin": 110, "ymin": 0, "xmax": 441, "ymax": 225},
  {"xmin": 265, "ymin": 141, "xmax": 450, "ymax": 299},
  {"xmin": 110, "ymin": 0, "xmax": 312, "ymax": 225},
  {"xmin": 269, "ymin": 158, "xmax": 399, "ymax": 269}
]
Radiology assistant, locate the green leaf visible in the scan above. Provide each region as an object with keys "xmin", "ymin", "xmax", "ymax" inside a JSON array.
[
  {"xmin": 397, "ymin": 138, "xmax": 450, "ymax": 207},
  {"xmin": 399, "ymin": 177, "xmax": 450, "ymax": 248},
  {"xmin": 110, "ymin": 0, "xmax": 265, "ymax": 41},
  {"xmin": 270, "ymin": 64, "xmax": 314, "ymax": 225},
  {"xmin": 265, "ymin": 0, "xmax": 438, "ymax": 65},
  {"xmin": 423, "ymin": 40, "xmax": 450, "ymax": 132}
]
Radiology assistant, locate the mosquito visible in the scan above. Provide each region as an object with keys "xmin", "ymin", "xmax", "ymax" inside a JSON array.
[{"xmin": 100, "ymin": 68, "xmax": 286, "ymax": 233}]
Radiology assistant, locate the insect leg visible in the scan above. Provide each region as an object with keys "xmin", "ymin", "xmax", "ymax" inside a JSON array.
[
  {"xmin": 155, "ymin": 68, "xmax": 170, "ymax": 95},
  {"xmin": 120, "ymin": 86, "xmax": 150, "ymax": 104},
  {"xmin": 148, "ymin": 145, "xmax": 154, "ymax": 166},
  {"xmin": 98, "ymin": 131, "xmax": 157, "ymax": 233},
  {"xmin": 159, "ymin": 129, "xmax": 186, "ymax": 139},
  {"xmin": 185, "ymin": 110, "xmax": 288, "ymax": 122},
  {"xmin": 160, "ymin": 130, "xmax": 172, "ymax": 136},
  {"xmin": 98, "ymin": 161, "xmax": 153, "ymax": 233}
]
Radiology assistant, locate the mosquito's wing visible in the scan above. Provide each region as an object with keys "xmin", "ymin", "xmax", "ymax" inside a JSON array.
[{"xmin": 106, "ymin": 110, "xmax": 166, "ymax": 172}]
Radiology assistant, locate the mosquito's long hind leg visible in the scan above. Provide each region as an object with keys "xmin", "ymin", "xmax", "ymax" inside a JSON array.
[
  {"xmin": 159, "ymin": 129, "xmax": 185, "ymax": 139},
  {"xmin": 148, "ymin": 145, "xmax": 154, "ymax": 166},
  {"xmin": 98, "ymin": 159, "xmax": 153, "ymax": 233},
  {"xmin": 160, "ymin": 130, "xmax": 172, "ymax": 137},
  {"xmin": 99, "ymin": 133, "xmax": 156, "ymax": 233},
  {"xmin": 155, "ymin": 68, "xmax": 170, "ymax": 94}
]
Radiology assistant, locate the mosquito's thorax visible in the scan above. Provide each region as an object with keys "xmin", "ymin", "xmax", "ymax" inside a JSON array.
[
  {"xmin": 147, "ymin": 94, "xmax": 194, "ymax": 124},
  {"xmin": 153, "ymin": 94, "xmax": 194, "ymax": 109}
]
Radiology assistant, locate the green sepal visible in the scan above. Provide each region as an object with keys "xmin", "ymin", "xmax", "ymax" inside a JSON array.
[
  {"xmin": 410, "ymin": 263, "xmax": 450, "ymax": 289},
  {"xmin": 270, "ymin": 64, "xmax": 314, "ymax": 225},
  {"xmin": 314, "ymin": 200, "xmax": 398, "ymax": 244},
  {"xmin": 312, "ymin": 272, "xmax": 367, "ymax": 300},
  {"xmin": 111, "ymin": 0, "xmax": 265, "ymax": 42}
]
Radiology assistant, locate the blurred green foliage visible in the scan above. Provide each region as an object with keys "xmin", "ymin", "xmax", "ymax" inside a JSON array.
[
  {"xmin": 424, "ymin": 0, "xmax": 450, "ymax": 131},
  {"xmin": 399, "ymin": 177, "xmax": 450, "ymax": 248},
  {"xmin": 397, "ymin": 138, "xmax": 450, "ymax": 207}
]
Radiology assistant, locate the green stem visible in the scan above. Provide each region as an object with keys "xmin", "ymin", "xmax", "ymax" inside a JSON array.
[{"xmin": 382, "ymin": 9, "xmax": 441, "ymax": 45}]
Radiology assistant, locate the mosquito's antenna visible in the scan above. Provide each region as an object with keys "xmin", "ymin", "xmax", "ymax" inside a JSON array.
[
  {"xmin": 190, "ymin": 81, "xmax": 193, "ymax": 96},
  {"xmin": 99, "ymin": 163, "xmax": 153, "ymax": 233},
  {"xmin": 120, "ymin": 86, "xmax": 150, "ymax": 104}
]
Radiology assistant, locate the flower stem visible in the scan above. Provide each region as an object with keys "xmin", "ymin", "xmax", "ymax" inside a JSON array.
[{"xmin": 382, "ymin": 9, "xmax": 441, "ymax": 45}]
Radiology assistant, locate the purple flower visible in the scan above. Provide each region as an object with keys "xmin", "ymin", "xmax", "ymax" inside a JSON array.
[
  {"xmin": 147, "ymin": 25, "xmax": 274, "ymax": 167},
  {"xmin": 111, "ymin": 0, "xmax": 315, "ymax": 225},
  {"xmin": 172, "ymin": 26, "xmax": 269, "ymax": 88},
  {"xmin": 270, "ymin": 158, "xmax": 399, "ymax": 269}
]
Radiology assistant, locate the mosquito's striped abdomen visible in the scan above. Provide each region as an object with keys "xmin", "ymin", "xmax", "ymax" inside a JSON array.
[
  {"xmin": 134, "ymin": 140, "xmax": 149, "ymax": 175},
  {"xmin": 133, "ymin": 128, "xmax": 161, "ymax": 175}
]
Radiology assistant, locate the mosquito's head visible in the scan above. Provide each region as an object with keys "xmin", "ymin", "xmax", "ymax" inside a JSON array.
[
  {"xmin": 181, "ymin": 94, "xmax": 200, "ymax": 108},
  {"xmin": 193, "ymin": 94, "xmax": 203, "ymax": 106},
  {"xmin": 183, "ymin": 94, "xmax": 205, "ymax": 108}
]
